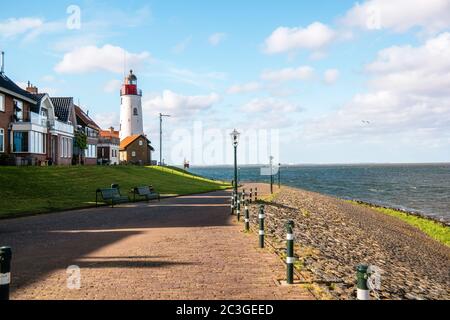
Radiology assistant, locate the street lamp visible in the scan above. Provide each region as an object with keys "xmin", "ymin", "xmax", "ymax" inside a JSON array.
[
  {"xmin": 278, "ymin": 163, "xmax": 281, "ymax": 188},
  {"xmin": 159, "ymin": 113, "xmax": 171, "ymax": 166},
  {"xmin": 270, "ymin": 156, "xmax": 274, "ymax": 194},
  {"xmin": 230, "ymin": 129, "xmax": 240, "ymax": 213}
]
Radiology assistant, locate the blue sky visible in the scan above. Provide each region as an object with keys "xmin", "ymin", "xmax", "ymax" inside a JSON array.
[{"xmin": 1, "ymin": 0, "xmax": 450, "ymax": 165}]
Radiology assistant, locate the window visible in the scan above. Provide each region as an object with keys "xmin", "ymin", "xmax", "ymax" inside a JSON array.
[
  {"xmin": 14, "ymin": 99, "xmax": 23, "ymax": 121},
  {"xmin": 139, "ymin": 140, "xmax": 143, "ymax": 146},
  {"xmin": 13, "ymin": 132, "xmax": 28, "ymax": 152},
  {"xmin": 60, "ymin": 137, "xmax": 72, "ymax": 158},
  {"xmin": 133, "ymin": 108, "xmax": 138, "ymax": 116},
  {"xmin": 0, "ymin": 94, "xmax": 4, "ymax": 112},
  {"xmin": 132, "ymin": 151, "xmax": 136, "ymax": 157},
  {"xmin": 0, "ymin": 128, "xmax": 4, "ymax": 152},
  {"xmin": 86, "ymin": 144, "xmax": 96, "ymax": 158},
  {"xmin": 30, "ymin": 131, "xmax": 44, "ymax": 154}
]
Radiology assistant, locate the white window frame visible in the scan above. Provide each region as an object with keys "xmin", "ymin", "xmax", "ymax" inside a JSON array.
[
  {"xmin": 132, "ymin": 151, "xmax": 136, "ymax": 157},
  {"xmin": 0, "ymin": 93, "xmax": 5, "ymax": 112},
  {"xmin": 0, "ymin": 128, "xmax": 4, "ymax": 152}
]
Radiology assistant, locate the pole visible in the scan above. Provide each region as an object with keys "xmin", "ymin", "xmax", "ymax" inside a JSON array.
[
  {"xmin": 270, "ymin": 156, "xmax": 274, "ymax": 194},
  {"xmin": 259, "ymin": 205, "xmax": 265, "ymax": 248},
  {"xmin": 237, "ymin": 192, "xmax": 241, "ymax": 221},
  {"xmin": 244, "ymin": 200, "xmax": 250, "ymax": 232},
  {"xmin": 286, "ymin": 221, "xmax": 295, "ymax": 284},
  {"xmin": 230, "ymin": 193, "xmax": 234, "ymax": 215},
  {"xmin": 159, "ymin": 113, "xmax": 162, "ymax": 166},
  {"xmin": 0, "ymin": 246, "xmax": 12, "ymax": 300},
  {"xmin": 278, "ymin": 163, "xmax": 281, "ymax": 188},
  {"xmin": 234, "ymin": 145, "xmax": 238, "ymax": 207},
  {"xmin": 357, "ymin": 265, "xmax": 370, "ymax": 300}
]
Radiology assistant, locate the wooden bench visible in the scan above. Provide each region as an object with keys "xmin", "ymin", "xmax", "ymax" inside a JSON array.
[
  {"xmin": 132, "ymin": 186, "xmax": 161, "ymax": 202},
  {"xmin": 96, "ymin": 188, "xmax": 129, "ymax": 208}
]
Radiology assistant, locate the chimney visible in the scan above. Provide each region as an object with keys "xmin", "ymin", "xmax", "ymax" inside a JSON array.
[
  {"xmin": 26, "ymin": 82, "xmax": 38, "ymax": 94},
  {"xmin": 1, "ymin": 51, "xmax": 4, "ymax": 74},
  {"xmin": 110, "ymin": 127, "xmax": 115, "ymax": 133}
]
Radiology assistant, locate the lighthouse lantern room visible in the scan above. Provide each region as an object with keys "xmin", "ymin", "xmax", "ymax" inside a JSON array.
[{"xmin": 120, "ymin": 70, "xmax": 144, "ymax": 141}]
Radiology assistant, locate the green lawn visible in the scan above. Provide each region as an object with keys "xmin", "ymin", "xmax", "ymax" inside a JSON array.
[
  {"xmin": 0, "ymin": 166, "xmax": 231, "ymax": 219},
  {"xmin": 349, "ymin": 201, "xmax": 450, "ymax": 247}
]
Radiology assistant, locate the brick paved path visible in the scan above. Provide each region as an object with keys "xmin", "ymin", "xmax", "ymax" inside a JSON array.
[{"xmin": 0, "ymin": 191, "xmax": 313, "ymax": 300}]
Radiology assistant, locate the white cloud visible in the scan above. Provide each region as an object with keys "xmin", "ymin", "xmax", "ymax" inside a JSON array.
[
  {"xmin": 209, "ymin": 33, "xmax": 227, "ymax": 46},
  {"xmin": 263, "ymin": 22, "xmax": 335, "ymax": 54},
  {"xmin": 303, "ymin": 32, "xmax": 450, "ymax": 145},
  {"xmin": 103, "ymin": 79, "xmax": 122, "ymax": 93},
  {"xmin": 324, "ymin": 69, "xmax": 340, "ymax": 85},
  {"xmin": 0, "ymin": 18, "xmax": 43, "ymax": 38},
  {"xmin": 143, "ymin": 90, "xmax": 221, "ymax": 117},
  {"xmin": 173, "ymin": 36, "xmax": 192, "ymax": 54},
  {"xmin": 242, "ymin": 97, "xmax": 300, "ymax": 113},
  {"xmin": 92, "ymin": 112, "xmax": 120, "ymax": 131},
  {"xmin": 261, "ymin": 66, "xmax": 314, "ymax": 82},
  {"xmin": 342, "ymin": 0, "xmax": 450, "ymax": 33},
  {"xmin": 227, "ymin": 82, "xmax": 262, "ymax": 94},
  {"xmin": 54, "ymin": 45, "xmax": 150, "ymax": 74}
]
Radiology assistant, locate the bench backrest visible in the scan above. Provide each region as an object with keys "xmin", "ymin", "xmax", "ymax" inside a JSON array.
[
  {"xmin": 99, "ymin": 188, "xmax": 121, "ymax": 199},
  {"xmin": 136, "ymin": 186, "xmax": 151, "ymax": 195}
]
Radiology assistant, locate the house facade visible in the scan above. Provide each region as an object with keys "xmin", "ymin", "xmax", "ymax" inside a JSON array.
[
  {"xmin": 98, "ymin": 127, "xmax": 120, "ymax": 165},
  {"xmin": 119, "ymin": 134, "xmax": 154, "ymax": 165},
  {"xmin": 1, "ymin": 74, "xmax": 74, "ymax": 166},
  {"xmin": 74, "ymin": 105, "xmax": 100, "ymax": 165}
]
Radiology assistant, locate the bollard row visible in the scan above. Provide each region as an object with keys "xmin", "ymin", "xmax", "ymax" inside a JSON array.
[
  {"xmin": 0, "ymin": 246, "xmax": 12, "ymax": 301},
  {"xmin": 237, "ymin": 190, "xmax": 375, "ymax": 296}
]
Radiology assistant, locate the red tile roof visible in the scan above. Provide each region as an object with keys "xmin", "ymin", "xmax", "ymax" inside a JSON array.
[
  {"xmin": 120, "ymin": 134, "xmax": 153, "ymax": 151},
  {"xmin": 100, "ymin": 130, "xmax": 119, "ymax": 138}
]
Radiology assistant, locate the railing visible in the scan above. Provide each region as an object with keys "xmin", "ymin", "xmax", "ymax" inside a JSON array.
[
  {"xmin": 30, "ymin": 112, "xmax": 47, "ymax": 127},
  {"xmin": 49, "ymin": 120, "xmax": 74, "ymax": 135}
]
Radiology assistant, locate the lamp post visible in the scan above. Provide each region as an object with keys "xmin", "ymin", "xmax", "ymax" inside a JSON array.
[
  {"xmin": 230, "ymin": 129, "xmax": 240, "ymax": 211},
  {"xmin": 278, "ymin": 163, "xmax": 281, "ymax": 188},
  {"xmin": 159, "ymin": 113, "xmax": 171, "ymax": 166},
  {"xmin": 270, "ymin": 156, "xmax": 274, "ymax": 194}
]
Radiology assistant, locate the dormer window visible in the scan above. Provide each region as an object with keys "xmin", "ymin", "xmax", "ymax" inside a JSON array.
[{"xmin": 14, "ymin": 99, "xmax": 23, "ymax": 122}]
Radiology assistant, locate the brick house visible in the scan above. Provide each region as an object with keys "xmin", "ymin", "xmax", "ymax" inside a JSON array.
[
  {"xmin": 26, "ymin": 90, "xmax": 75, "ymax": 166},
  {"xmin": 98, "ymin": 127, "xmax": 120, "ymax": 165},
  {"xmin": 119, "ymin": 134, "xmax": 154, "ymax": 165},
  {"xmin": 74, "ymin": 105, "xmax": 101, "ymax": 165},
  {"xmin": 49, "ymin": 97, "xmax": 78, "ymax": 165},
  {"xmin": 0, "ymin": 73, "xmax": 75, "ymax": 166}
]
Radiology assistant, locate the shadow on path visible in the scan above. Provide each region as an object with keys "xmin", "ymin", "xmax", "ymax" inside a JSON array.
[{"xmin": 0, "ymin": 191, "xmax": 231, "ymax": 292}]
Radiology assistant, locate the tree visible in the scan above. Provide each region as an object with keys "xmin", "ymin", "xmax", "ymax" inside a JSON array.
[{"xmin": 74, "ymin": 130, "xmax": 87, "ymax": 164}]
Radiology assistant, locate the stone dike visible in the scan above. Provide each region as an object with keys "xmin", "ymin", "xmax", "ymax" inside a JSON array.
[{"xmin": 246, "ymin": 185, "xmax": 450, "ymax": 300}]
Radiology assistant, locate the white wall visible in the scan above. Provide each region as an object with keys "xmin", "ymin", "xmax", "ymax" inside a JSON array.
[{"xmin": 120, "ymin": 95, "xmax": 143, "ymax": 140}]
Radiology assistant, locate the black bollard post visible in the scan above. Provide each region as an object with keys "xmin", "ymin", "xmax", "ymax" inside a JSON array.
[
  {"xmin": 286, "ymin": 221, "xmax": 295, "ymax": 284},
  {"xmin": 237, "ymin": 193, "xmax": 241, "ymax": 221},
  {"xmin": 259, "ymin": 205, "xmax": 265, "ymax": 248},
  {"xmin": 250, "ymin": 188, "xmax": 253, "ymax": 203},
  {"xmin": 244, "ymin": 200, "xmax": 250, "ymax": 232},
  {"xmin": 255, "ymin": 188, "xmax": 258, "ymax": 201},
  {"xmin": 230, "ymin": 192, "xmax": 234, "ymax": 215},
  {"xmin": 0, "ymin": 246, "xmax": 12, "ymax": 300}
]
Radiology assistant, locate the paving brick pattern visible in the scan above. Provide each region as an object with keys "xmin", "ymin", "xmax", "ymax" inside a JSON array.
[{"xmin": 0, "ymin": 191, "xmax": 313, "ymax": 300}]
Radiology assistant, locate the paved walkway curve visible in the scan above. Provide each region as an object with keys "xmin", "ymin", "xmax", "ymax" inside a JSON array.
[{"xmin": 0, "ymin": 191, "xmax": 313, "ymax": 300}]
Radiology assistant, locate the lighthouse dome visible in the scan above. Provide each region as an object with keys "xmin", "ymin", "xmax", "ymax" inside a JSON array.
[{"xmin": 127, "ymin": 70, "xmax": 137, "ymax": 84}]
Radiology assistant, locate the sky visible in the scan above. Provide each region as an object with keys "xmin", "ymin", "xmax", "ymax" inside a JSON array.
[{"xmin": 1, "ymin": 0, "xmax": 450, "ymax": 165}]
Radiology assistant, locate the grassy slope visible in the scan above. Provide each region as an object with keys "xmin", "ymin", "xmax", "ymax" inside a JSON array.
[
  {"xmin": 349, "ymin": 201, "xmax": 450, "ymax": 247},
  {"xmin": 0, "ymin": 166, "xmax": 231, "ymax": 219}
]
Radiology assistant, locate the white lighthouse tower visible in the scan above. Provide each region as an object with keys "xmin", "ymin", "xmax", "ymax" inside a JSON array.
[{"xmin": 120, "ymin": 70, "xmax": 144, "ymax": 140}]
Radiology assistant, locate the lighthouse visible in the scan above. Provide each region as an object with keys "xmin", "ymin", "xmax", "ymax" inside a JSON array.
[{"xmin": 119, "ymin": 70, "xmax": 144, "ymax": 140}]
